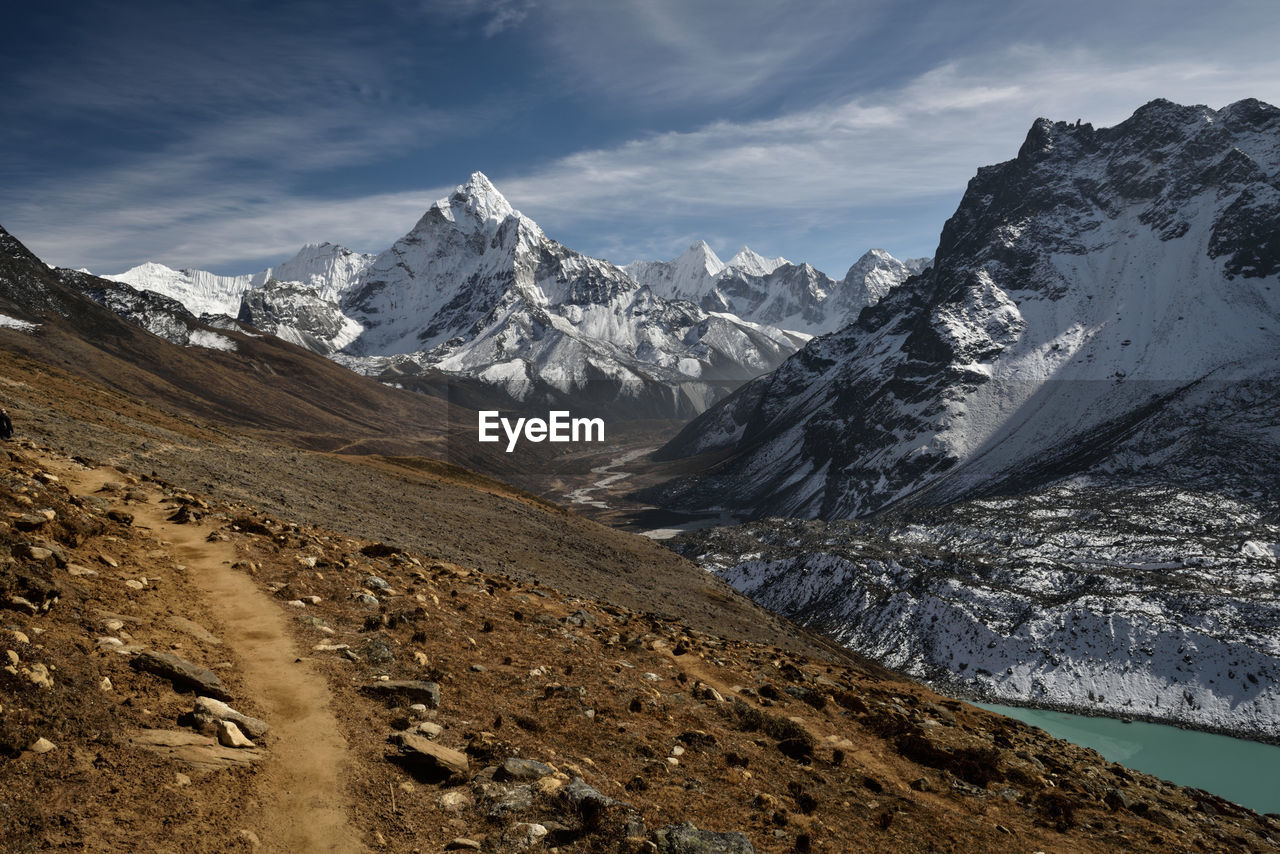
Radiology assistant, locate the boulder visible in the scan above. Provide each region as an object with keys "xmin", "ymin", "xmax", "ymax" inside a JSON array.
[{"xmin": 132, "ymin": 650, "xmax": 232, "ymax": 700}]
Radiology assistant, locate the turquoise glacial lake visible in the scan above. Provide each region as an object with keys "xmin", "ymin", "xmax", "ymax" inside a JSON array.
[{"xmin": 975, "ymin": 703, "xmax": 1280, "ymax": 815}]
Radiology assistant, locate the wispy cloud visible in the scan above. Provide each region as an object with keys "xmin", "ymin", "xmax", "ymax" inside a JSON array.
[
  {"xmin": 9, "ymin": 26, "xmax": 1280, "ymax": 276},
  {"xmin": 495, "ymin": 45, "xmax": 1280, "ymax": 265},
  {"xmin": 532, "ymin": 0, "xmax": 895, "ymax": 109}
]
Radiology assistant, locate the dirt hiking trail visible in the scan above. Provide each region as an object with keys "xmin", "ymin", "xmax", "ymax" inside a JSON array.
[{"xmin": 61, "ymin": 463, "xmax": 367, "ymax": 854}]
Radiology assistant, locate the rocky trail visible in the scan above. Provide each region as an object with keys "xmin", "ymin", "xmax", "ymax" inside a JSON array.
[
  {"xmin": 6, "ymin": 435, "xmax": 1280, "ymax": 852},
  {"xmin": 53, "ymin": 462, "xmax": 367, "ymax": 853}
]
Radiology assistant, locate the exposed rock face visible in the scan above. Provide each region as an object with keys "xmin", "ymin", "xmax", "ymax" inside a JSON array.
[
  {"xmin": 657, "ymin": 98, "xmax": 1280, "ymax": 741},
  {"xmin": 657, "ymin": 98, "xmax": 1280, "ymax": 518}
]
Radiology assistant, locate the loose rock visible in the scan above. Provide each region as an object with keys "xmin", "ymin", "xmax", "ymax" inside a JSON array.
[
  {"xmin": 216, "ymin": 720, "xmax": 255, "ymax": 749},
  {"xmin": 361, "ymin": 680, "xmax": 440, "ymax": 708},
  {"xmin": 652, "ymin": 822, "xmax": 756, "ymax": 853},
  {"xmin": 390, "ymin": 732, "xmax": 469, "ymax": 777},
  {"xmin": 195, "ymin": 696, "xmax": 270, "ymax": 739},
  {"xmin": 132, "ymin": 649, "xmax": 233, "ymax": 700}
]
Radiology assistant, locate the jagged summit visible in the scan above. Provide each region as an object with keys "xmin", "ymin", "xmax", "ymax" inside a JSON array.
[
  {"xmin": 429, "ymin": 171, "xmax": 520, "ymax": 233},
  {"xmin": 726, "ymin": 246, "xmax": 788, "ymax": 277}
]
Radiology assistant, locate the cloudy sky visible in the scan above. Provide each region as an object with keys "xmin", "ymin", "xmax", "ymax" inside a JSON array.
[{"xmin": 3, "ymin": 0, "xmax": 1279, "ymax": 277}]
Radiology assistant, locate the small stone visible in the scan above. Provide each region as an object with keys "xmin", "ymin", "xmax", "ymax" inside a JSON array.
[
  {"xmin": 439, "ymin": 791, "xmax": 473, "ymax": 812},
  {"xmin": 504, "ymin": 823, "xmax": 548, "ymax": 848},
  {"xmin": 391, "ymin": 732, "xmax": 469, "ymax": 777},
  {"xmin": 4, "ymin": 650, "xmax": 17, "ymax": 666},
  {"xmin": 1105, "ymin": 788, "xmax": 1133, "ymax": 811},
  {"xmin": 98, "ymin": 554, "xmax": 119, "ymax": 568},
  {"xmin": 497, "ymin": 757, "xmax": 556, "ymax": 781},
  {"xmin": 195, "ymin": 696, "xmax": 270, "ymax": 739},
  {"xmin": 216, "ymin": 720, "xmax": 255, "ymax": 749},
  {"xmin": 11, "ymin": 631, "xmax": 29, "ymax": 644},
  {"xmin": 414, "ymin": 721, "xmax": 443, "ymax": 738},
  {"xmin": 444, "ymin": 840, "xmax": 481, "ymax": 851},
  {"xmin": 235, "ymin": 829, "xmax": 261, "ymax": 849},
  {"xmin": 13, "ymin": 515, "xmax": 49, "ymax": 533},
  {"xmin": 124, "ymin": 579, "xmax": 145, "ymax": 590},
  {"xmin": 27, "ymin": 662, "xmax": 53, "ymax": 689},
  {"xmin": 67, "ymin": 564, "xmax": 98, "ymax": 576},
  {"xmin": 100, "ymin": 676, "xmax": 113, "ymax": 691},
  {"xmin": 174, "ymin": 772, "xmax": 191, "ymax": 786},
  {"xmin": 103, "ymin": 619, "xmax": 125, "ymax": 632},
  {"xmin": 28, "ymin": 737, "xmax": 56, "ymax": 754}
]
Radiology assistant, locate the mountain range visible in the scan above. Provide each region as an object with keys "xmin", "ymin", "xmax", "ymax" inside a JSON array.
[
  {"xmin": 657, "ymin": 97, "xmax": 1280, "ymax": 518},
  {"xmin": 101, "ymin": 174, "xmax": 921, "ymax": 418},
  {"xmin": 661, "ymin": 97, "xmax": 1280, "ymax": 741}
]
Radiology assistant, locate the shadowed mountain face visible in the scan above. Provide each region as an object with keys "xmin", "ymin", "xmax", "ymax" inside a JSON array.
[
  {"xmin": 654, "ymin": 98, "xmax": 1280, "ymax": 520},
  {"xmin": 0, "ymin": 224, "xmax": 464, "ymax": 456}
]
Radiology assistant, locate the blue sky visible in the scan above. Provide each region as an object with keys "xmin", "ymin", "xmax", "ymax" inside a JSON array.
[{"xmin": 2, "ymin": 0, "xmax": 1279, "ymax": 278}]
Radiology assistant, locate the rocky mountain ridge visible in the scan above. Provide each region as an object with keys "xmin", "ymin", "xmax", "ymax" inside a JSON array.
[
  {"xmin": 656, "ymin": 97, "xmax": 1280, "ymax": 518},
  {"xmin": 625, "ymin": 242, "xmax": 926, "ymax": 336},
  {"xmin": 100, "ymin": 174, "xmax": 922, "ymax": 417},
  {"xmin": 99, "ymin": 175, "xmax": 824, "ymax": 417},
  {"xmin": 650, "ymin": 97, "xmax": 1280, "ymax": 748}
]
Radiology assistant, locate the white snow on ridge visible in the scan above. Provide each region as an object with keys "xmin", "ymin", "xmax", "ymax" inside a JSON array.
[
  {"xmin": 0, "ymin": 313, "xmax": 39, "ymax": 331},
  {"xmin": 186, "ymin": 329, "xmax": 236, "ymax": 351}
]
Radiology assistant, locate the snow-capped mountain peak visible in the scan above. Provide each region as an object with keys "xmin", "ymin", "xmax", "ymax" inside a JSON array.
[
  {"xmin": 725, "ymin": 246, "xmax": 788, "ymax": 277},
  {"xmin": 658, "ymin": 97, "xmax": 1280, "ymax": 518},
  {"xmin": 431, "ymin": 171, "xmax": 520, "ymax": 235}
]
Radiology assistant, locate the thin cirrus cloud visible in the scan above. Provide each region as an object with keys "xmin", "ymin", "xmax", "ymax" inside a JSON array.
[
  {"xmin": 11, "ymin": 22, "xmax": 1280, "ymax": 276},
  {"xmin": 533, "ymin": 0, "xmax": 894, "ymax": 109},
  {"xmin": 497, "ymin": 46, "xmax": 1280, "ymax": 269}
]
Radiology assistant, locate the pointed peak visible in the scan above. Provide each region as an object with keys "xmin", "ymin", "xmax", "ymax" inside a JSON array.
[
  {"xmin": 430, "ymin": 171, "xmax": 517, "ymax": 232},
  {"xmin": 675, "ymin": 240, "xmax": 724, "ymax": 275},
  {"xmin": 847, "ymin": 248, "xmax": 905, "ymax": 271},
  {"xmin": 726, "ymin": 246, "xmax": 788, "ymax": 276}
]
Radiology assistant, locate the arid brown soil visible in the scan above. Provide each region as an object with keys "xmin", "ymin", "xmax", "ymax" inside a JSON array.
[
  {"xmin": 3, "ymin": 239, "xmax": 1279, "ymax": 851},
  {"xmin": 4, "ymin": 412, "xmax": 1280, "ymax": 851}
]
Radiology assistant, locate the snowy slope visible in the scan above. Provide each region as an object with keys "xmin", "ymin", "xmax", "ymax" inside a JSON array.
[
  {"xmin": 658, "ymin": 98, "xmax": 1280, "ymax": 517},
  {"xmin": 105, "ymin": 243, "xmax": 373, "ymax": 320},
  {"xmin": 674, "ymin": 481, "xmax": 1280, "ymax": 741},
  {"xmin": 101, "ymin": 174, "xmax": 805, "ymax": 415},
  {"xmin": 626, "ymin": 244, "xmax": 917, "ymax": 336}
]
